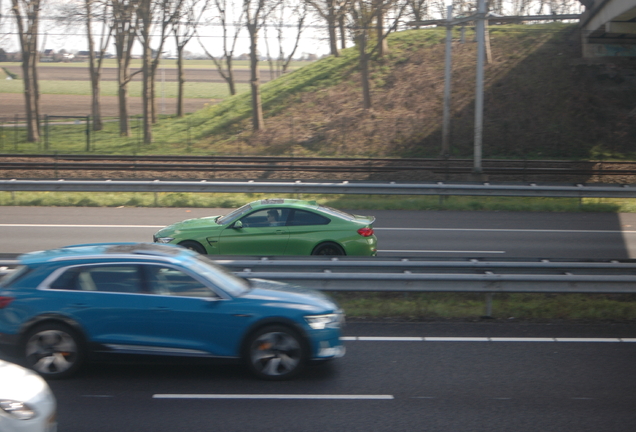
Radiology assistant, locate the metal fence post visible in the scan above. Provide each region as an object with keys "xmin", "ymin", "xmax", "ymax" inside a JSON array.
[
  {"xmin": 44, "ymin": 115, "xmax": 49, "ymax": 150},
  {"xmin": 14, "ymin": 114, "xmax": 18, "ymax": 150},
  {"xmin": 86, "ymin": 115, "xmax": 90, "ymax": 152}
]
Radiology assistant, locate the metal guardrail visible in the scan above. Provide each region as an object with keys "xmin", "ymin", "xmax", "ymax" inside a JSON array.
[
  {"xmin": 2, "ymin": 179, "xmax": 636, "ymax": 198},
  {"xmin": 3, "ymin": 257, "xmax": 636, "ymax": 294}
]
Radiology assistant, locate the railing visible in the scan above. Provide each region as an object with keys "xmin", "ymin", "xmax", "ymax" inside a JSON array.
[
  {"xmin": 2, "ymin": 179, "xmax": 636, "ymax": 197},
  {"xmin": 3, "ymin": 257, "xmax": 636, "ymax": 294}
]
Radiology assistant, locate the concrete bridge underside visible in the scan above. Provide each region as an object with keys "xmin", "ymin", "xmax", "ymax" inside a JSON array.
[{"xmin": 580, "ymin": 0, "xmax": 636, "ymax": 57}]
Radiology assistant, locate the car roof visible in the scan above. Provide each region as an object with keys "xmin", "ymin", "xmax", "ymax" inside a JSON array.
[
  {"xmin": 252, "ymin": 198, "xmax": 319, "ymax": 209},
  {"xmin": 18, "ymin": 243, "xmax": 192, "ymax": 266}
]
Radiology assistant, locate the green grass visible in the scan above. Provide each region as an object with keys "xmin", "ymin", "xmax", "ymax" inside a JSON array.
[
  {"xmin": 332, "ymin": 292, "xmax": 636, "ymax": 321},
  {"xmin": 2, "ymin": 59, "xmax": 311, "ymax": 70},
  {"xmin": 0, "ymin": 80, "xmax": 250, "ymax": 99},
  {"xmin": 0, "ymin": 191, "xmax": 632, "ymax": 213}
]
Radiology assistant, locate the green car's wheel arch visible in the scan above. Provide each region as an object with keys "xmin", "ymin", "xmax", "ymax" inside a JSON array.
[
  {"xmin": 22, "ymin": 321, "xmax": 86, "ymax": 379},
  {"xmin": 178, "ymin": 240, "xmax": 207, "ymax": 254},
  {"xmin": 311, "ymin": 242, "xmax": 345, "ymax": 256},
  {"xmin": 243, "ymin": 324, "xmax": 308, "ymax": 380}
]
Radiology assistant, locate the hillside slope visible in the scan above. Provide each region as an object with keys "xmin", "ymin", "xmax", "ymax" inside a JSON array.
[{"xmin": 173, "ymin": 23, "xmax": 636, "ymax": 160}]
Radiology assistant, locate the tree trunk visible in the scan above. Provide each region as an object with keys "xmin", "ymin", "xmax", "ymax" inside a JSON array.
[
  {"xmin": 327, "ymin": 2, "xmax": 339, "ymax": 57},
  {"xmin": 248, "ymin": 25, "xmax": 264, "ymax": 131},
  {"xmin": 359, "ymin": 33, "xmax": 371, "ymax": 110},
  {"xmin": 177, "ymin": 45, "xmax": 185, "ymax": 117},
  {"xmin": 117, "ymin": 56, "xmax": 130, "ymax": 136},
  {"xmin": 339, "ymin": 15, "xmax": 346, "ymax": 50},
  {"xmin": 376, "ymin": 3, "xmax": 389, "ymax": 57},
  {"xmin": 142, "ymin": 44, "xmax": 152, "ymax": 143}
]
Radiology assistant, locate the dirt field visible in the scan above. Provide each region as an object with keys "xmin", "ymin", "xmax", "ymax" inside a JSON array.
[
  {"xmin": 0, "ymin": 93, "xmax": 213, "ymax": 117},
  {"xmin": 0, "ymin": 65, "xmax": 269, "ymax": 117}
]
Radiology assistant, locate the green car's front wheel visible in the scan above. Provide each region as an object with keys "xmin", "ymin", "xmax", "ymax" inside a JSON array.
[
  {"xmin": 312, "ymin": 242, "xmax": 345, "ymax": 256},
  {"xmin": 178, "ymin": 240, "xmax": 207, "ymax": 254}
]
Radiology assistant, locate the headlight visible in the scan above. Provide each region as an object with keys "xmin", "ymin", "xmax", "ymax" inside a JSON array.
[
  {"xmin": 305, "ymin": 310, "xmax": 344, "ymax": 330},
  {"xmin": 155, "ymin": 237, "xmax": 175, "ymax": 244},
  {"xmin": 0, "ymin": 400, "xmax": 36, "ymax": 420}
]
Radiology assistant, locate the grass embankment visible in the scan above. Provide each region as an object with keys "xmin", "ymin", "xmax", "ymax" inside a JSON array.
[
  {"xmin": 332, "ymin": 293, "xmax": 636, "ymax": 321},
  {"xmin": 4, "ymin": 23, "xmax": 636, "ymax": 160},
  {"xmin": 0, "ymin": 80, "xmax": 249, "ymax": 99},
  {"xmin": 0, "ymin": 191, "xmax": 633, "ymax": 213}
]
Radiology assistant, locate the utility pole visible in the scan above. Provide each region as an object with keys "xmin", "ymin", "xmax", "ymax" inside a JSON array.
[
  {"xmin": 441, "ymin": 5, "xmax": 453, "ymax": 158},
  {"xmin": 473, "ymin": 0, "xmax": 486, "ymax": 175}
]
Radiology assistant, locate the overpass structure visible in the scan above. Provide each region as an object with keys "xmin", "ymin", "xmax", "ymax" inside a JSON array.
[{"xmin": 580, "ymin": 0, "xmax": 636, "ymax": 56}]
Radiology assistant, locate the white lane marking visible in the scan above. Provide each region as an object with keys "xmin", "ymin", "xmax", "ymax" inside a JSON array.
[
  {"xmin": 1, "ymin": 225, "xmax": 634, "ymax": 234},
  {"xmin": 0, "ymin": 224, "xmax": 164, "ymax": 228},
  {"xmin": 153, "ymin": 394, "xmax": 394, "ymax": 400},
  {"xmin": 379, "ymin": 250, "xmax": 506, "ymax": 254},
  {"xmin": 343, "ymin": 337, "xmax": 633, "ymax": 342},
  {"xmin": 376, "ymin": 228, "xmax": 636, "ymax": 234}
]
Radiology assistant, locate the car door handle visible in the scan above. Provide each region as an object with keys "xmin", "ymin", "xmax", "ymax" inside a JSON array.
[
  {"xmin": 151, "ymin": 306, "xmax": 170, "ymax": 311},
  {"xmin": 275, "ymin": 230, "xmax": 285, "ymax": 235},
  {"xmin": 70, "ymin": 303, "xmax": 89, "ymax": 309}
]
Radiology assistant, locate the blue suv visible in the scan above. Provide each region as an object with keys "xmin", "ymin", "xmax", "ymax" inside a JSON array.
[{"xmin": 0, "ymin": 243, "xmax": 344, "ymax": 380}]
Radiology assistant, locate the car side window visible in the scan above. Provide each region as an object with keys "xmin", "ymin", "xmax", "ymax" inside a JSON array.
[
  {"xmin": 287, "ymin": 210, "xmax": 330, "ymax": 226},
  {"xmin": 144, "ymin": 265, "xmax": 217, "ymax": 298},
  {"xmin": 49, "ymin": 265, "xmax": 142, "ymax": 293},
  {"xmin": 240, "ymin": 208, "xmax": 289, "ymax": 227}
]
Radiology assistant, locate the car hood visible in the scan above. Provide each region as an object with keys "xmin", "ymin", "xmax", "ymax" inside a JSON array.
[
  {"xmin": 0, "ymin": 360, "xmax": 52, "ymax": 402},
  {"xmin": 158, "ymin": 215, "xmax": 222, "ymax": 234},
  {"xmin": 241, "ymin": 278, "xmax": 338, "ymax": 313}
]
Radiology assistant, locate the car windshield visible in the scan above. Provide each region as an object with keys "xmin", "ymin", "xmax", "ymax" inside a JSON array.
[
  {"xmin": 217, "ymin": 204, "xmax": 252, "ymax": 225},
  {"xmin": 318, "ymin": 205, "xmax": 356, "ymax": 221},
  {"xmin": 191, "ymin": 255, "xmax": 250, "ymax": 296}
]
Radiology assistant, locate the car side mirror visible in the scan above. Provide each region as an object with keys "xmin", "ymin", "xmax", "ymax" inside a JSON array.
[{"xmin": 232, "ymin": 220, "xmax": 243, "ymax": 229}]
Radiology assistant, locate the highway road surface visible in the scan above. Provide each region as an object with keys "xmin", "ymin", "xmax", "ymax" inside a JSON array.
[{"xmin": 1, "ymin": 207, "xmax": 636, "ymax": 258}]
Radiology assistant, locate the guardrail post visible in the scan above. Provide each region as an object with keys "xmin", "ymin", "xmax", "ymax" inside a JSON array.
[{"xmin": 483, "ymin": 293, "xmax": 493, "ymax": 318}]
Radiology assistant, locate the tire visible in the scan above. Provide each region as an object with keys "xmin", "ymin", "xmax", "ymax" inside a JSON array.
[
  {"xmin": 244, "ymin": 325, "xmax": 308, "ymax": 380},
  {"xmin": 311, "ymin": 242, "xmax": 345, "ymax": 256},
  {"xmin": 178, "ymin": 240, "xmax": 207, "ymax": 254},
  {"xmin": 23, "ymin": 322, "xmax": 85, "ymax": 379}
]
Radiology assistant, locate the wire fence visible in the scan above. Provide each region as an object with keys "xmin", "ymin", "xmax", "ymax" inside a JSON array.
[{"xmin": 0, "ymin": 115, "xmax": 197, "ymax": 154}]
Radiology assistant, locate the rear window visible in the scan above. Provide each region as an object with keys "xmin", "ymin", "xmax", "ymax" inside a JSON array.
[
  {"xmin": 317, "ymin": 205, "xmax": 356, "ymax": 221},
  {"xmin": 0, "ymin": 266, "xmax": 32, "ymax": 288}
]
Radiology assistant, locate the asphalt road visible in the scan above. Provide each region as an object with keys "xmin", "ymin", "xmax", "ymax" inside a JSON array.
[
  {"xmin": 2, "ymin": 322, "xmax": 634, "ymax": 432},
  {"xmin": 1, "ymin": 207, "xmax": 636, "ymax": 258}
]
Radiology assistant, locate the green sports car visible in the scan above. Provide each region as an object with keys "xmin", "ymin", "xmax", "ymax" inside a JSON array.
[{"xmin": 153, "ymin": 198, "xmax": 377, "ymax": 256}]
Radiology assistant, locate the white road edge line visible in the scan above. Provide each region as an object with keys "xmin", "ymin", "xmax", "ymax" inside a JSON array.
[
  {"xmin": 342, "ymin": 337, "xmax": 633, "ymax": 342},
  {"xmin": 0, "ymin": 224, "xmax": 165, "ymax": 228},
  {"xmin": 378, "ymin": 250, "xmax": 506, "ymax": 254},
  {"xmin": 153, "ymin": 394, "xmax": 394, "ymax": 400}
]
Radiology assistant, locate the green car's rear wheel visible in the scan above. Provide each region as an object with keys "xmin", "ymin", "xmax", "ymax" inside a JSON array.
[{"xmin": 312, "ymin": 242, "xmax": 345, "ymax": 256}]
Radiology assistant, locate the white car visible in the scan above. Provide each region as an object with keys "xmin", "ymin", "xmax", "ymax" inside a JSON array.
[{"xmin": 0, "ymin": 359, "xmax": 57, "ymax": 432}]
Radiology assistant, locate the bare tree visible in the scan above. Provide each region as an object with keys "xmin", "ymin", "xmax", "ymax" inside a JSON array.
[
  {"xmin": 306, "ymin": 0, "xmax": 349, "ymax": 57},
  {"xmin": 54, "ymin": 0, "xmax": 111, "ymax": 131},
  {"xmin": 111, "ymin": 0, "xmax": 141, "ymax": 137},
  {"xmin": 10, "ymin": 0, "xmax": 43, "ymax": 142},
  {"xmin": 85, "ymin": 0, "xmax": 112, "ymax": 131},
  {"xmin": 172, "ymin": 0, "xmax": 210, "ymax": 117},
  {"xmin": 264, "ymin": 0, "xmax": 307, "ymax": 79},
  {"xmin": 197, "ymin": 0, "xmax": 243, "ymax": 98},
  {"xmin": 137, "ymin": 0, "xmax": 181, "ymax": 143},
  {"xmin": 349, "ymin": 0, "xmax": 406, "ymax": 109},
  {"xmin": 244, "ymin": 0, "xmax": 281, "ymax": 131}
]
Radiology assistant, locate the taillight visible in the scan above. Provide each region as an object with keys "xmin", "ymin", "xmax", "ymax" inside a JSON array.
[
  {"xmin": 0, "ymin": 296, "xmax": 14, "ymax": 309},
  {"xmin": 357, "ymin": 227, "xmax": 374, "ymax": 237}
]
